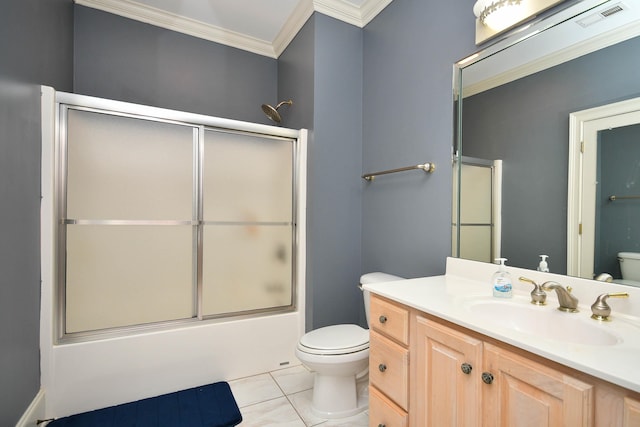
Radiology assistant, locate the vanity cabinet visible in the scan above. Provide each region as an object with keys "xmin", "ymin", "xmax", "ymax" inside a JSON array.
[
  {"xmin": 369, "ymin": 295, "xmax": 410, "ymax": 427},
  {"xmin": 369, "ymin": 294, "xmax": 640, "ymax": 427},
  {"xmin": 413, "ymin": 313, "xmax": 594, "ymax": 426}
]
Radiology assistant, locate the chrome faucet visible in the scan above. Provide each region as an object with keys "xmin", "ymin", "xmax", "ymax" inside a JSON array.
[
  {"xmin": 591, "ymin": 292, "xmax": 629, "ymax": 321},
  {"xmin": 541, "ymin": 281, "xmax": 579, "ymax": 312},
  {"xmin": 519, "ymin": 277, "xmax": 547, "ymax": 305}
]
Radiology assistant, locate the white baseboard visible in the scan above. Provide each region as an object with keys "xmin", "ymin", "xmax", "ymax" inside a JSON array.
[{"xmin": 15, "ymin": 390, "xmax": 46, "ymax": 427}]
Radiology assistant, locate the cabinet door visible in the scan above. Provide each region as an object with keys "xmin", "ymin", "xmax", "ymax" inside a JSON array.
[
  {"xmin": 413, "ymin": 316, "xmax": 483, "ymax": 427},
  {"xmin": 624, "ymin": 397, "xmax": 640, "ymax": 427},
  {"xmin": 483, "ymin": 342, "xmax": 594, "ymax": 426}
]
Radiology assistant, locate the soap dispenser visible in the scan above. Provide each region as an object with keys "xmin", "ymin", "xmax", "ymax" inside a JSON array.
[
  {"xmin": 492, "ymin": 258, "xmax": 513, "ymax": 298},
  {"xmin": 537, "ymin": 255, "xmax": 549, "ymax": 272}
]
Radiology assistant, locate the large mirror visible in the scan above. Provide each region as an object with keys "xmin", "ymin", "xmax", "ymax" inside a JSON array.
[{"xmin": 453, "ymin": 0, "xmax": 640, "ymax": 283}]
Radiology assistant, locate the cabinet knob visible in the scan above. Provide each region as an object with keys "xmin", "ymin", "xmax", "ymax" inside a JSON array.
[
  {"xmin": 460, "ymin": 363, "xmax": 473, "ymax": 375},
  {"xmin": 379, "ymin": 315, "xmax": 387, "ymax": 324},
  {"xmin": 378, "ymin": 363, "xmax": 387, "ymax": 372},
  {"xmin": 378, "ymin": 424, "xmax": 386, "ymax": 427},
  {"xmin": 482, "ymin": 372, "xmax": 494, "ymax": 384}
]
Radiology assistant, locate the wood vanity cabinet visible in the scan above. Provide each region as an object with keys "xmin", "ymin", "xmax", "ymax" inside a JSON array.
[{"xmin": 369, "ymin": 294, "xmax": 640, "ymax": 427}]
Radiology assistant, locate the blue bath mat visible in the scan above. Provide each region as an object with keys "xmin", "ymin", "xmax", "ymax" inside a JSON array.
[{"xmin": 47, "ymin": 381, "xmax": 242, "ymax": 427}]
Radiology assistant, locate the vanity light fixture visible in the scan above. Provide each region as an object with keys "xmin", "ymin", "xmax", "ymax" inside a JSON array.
[
  {"xmin": 473, "ymin": 0, "xmax": 566, "ymax": 44},
  {"xmin": 475, "ymin": 0, "xmax": 524, "ymax": 31}
]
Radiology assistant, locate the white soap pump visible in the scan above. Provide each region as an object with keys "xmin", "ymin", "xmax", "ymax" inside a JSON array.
[{"xmin": 537, "ymin": 255, "xmax": 549, "ymax": 272}]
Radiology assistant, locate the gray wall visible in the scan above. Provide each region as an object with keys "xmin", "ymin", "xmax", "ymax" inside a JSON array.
[
  {"xmin": 309, "ymin": 14, "xmax": 364, "ymax": 329},
  {"xmin": 462, "ymin": 36, "xmax": 640, "ymax": 273},
  {"xmin": 279, "ymin": 14, "xmax": 364, "ymax": 330},
  {"xmin": 362, "ymin": 0, "xmax": 476, "ymax": 278},
  {"xmin": 74, "ymin": 6, "xmax": 277, "ymax": 124},
  {"xmin": 278, "ymin": 17, "xmax": 317, "ymax": 328},
  {"xmin": 0, "ymin": 0, "xmax": 73, "ymax": 424}
]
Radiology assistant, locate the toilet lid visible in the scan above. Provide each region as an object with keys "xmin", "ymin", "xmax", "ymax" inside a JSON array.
[{"xmin": 299, "ymin": 324, "xmax": 369, "ymax": 355}]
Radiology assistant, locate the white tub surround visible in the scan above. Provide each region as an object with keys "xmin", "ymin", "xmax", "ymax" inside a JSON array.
[{"xmin": 363, "ymin": 257, "xmax": 640, "ymax": 393}]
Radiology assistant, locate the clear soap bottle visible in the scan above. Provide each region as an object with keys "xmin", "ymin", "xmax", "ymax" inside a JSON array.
[{"xmin": 492, "ymin": 258, "xmax": 513, "ymax": 298}]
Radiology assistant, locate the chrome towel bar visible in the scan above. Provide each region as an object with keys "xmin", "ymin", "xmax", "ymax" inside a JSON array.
[
  {"xmin": 609, "ymin": 194, "xmax": 640, "ymax": 201},
  {"xmin": 362, "ymin": 162, "xmax": 435, "ymax": 181}
]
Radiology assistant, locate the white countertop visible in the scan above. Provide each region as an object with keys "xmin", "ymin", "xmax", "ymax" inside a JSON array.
[{"xmin": 363, "ymin": 257, "xmax": 640, "ymax": 393}]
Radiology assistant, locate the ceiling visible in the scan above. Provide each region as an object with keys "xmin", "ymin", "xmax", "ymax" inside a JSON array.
[{"xmin": 75, "ymin": 0, "xmax": 394, "ymax": 58}]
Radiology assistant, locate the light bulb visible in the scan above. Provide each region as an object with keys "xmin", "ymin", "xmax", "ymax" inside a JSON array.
[{"xmin": 484, "ymin": 2, "xmax": 525, "ymax": 31}]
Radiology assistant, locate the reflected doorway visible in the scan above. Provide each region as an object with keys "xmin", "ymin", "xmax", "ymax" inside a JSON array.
[{"xmin": 568, "ymin": 98, "xmax": 640, "ymax": 279}]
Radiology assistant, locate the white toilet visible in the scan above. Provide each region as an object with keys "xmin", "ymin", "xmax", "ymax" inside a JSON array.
[
  {"xmin": 617, "ymin": 252, "xmax": 640, "ymax": 287},
  {"xmin": 295, "ymin": 272, "xmax": 404, "ymax": 419}
]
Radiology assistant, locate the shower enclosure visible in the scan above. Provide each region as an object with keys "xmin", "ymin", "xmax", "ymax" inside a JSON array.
[
  {"xmin": 40, "ymin": 87, "xmax": 307, "ymax": 417},
  {"xmin": 57, "ymin": 94, "xmax": 301, "ymax": 337},
  {"xmin": 452, "ymin": 156, "xmax": 502, "ymax": 262}
]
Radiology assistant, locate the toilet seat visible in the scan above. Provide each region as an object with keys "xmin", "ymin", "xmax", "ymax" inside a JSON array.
[{"xmin": 298, "ymin": 324, "xmax": 369, "ymax": 355}]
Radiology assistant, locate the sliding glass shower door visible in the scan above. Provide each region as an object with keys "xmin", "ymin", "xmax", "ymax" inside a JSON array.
[{"xmin": 60, "ymin": 105, "xmax": 297, "ymax": 338}]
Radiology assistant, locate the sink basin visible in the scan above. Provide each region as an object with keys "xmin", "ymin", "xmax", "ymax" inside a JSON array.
[{"xmin": 466, "ymin": 300, "xmax": 621, "ymax": 346}]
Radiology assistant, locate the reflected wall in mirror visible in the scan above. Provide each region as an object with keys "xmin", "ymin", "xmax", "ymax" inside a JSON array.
[{"xmin": 453, "ymin": 0, "xmax": 640, "ymax": 282}]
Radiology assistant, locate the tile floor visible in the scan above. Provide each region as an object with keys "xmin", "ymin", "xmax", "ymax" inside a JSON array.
[{"xmin": 228, "ymin": 365, "xmax": 369, "ymax": 427}]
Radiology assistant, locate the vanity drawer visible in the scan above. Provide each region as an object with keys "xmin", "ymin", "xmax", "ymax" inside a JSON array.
[
  {"xmin": 370, "ymin": 295, "xmax": 409, "ymax": 345},
  {"xmin": 369, "ymin": 385, "xmax": 408, "ymax": 427},
  {"xmin": 370, "ymin": 330, "xmax": 409, "ymax": 411}
]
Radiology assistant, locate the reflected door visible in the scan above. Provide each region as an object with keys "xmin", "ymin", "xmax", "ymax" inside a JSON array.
[
  {"xmin": 578, "ymin": 110, "xmax": 640, "ymax": 279},
  {"xmin": 453, "ymin": 157, "xmax": 502, "ymax": 263}
]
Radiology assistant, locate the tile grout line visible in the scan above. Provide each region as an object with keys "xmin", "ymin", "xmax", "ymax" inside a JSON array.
[{"xmin": 269, "ymin": 370, "xmax": 313, "ymax": 426}]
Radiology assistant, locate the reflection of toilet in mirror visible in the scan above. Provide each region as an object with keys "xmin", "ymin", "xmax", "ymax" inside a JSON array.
[{"xmin": 616, "ymin": 252, "xmax": 640, "ymax": 287}]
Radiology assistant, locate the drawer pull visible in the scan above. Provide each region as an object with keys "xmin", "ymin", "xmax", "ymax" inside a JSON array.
[
  {"xmin": 482, "ymin": 372, "xmax": 494, "ymax": 384},
  {"xmin": 378, "ymin": 363, "xmax": 387, "ymax": 372},
  {"xmin": 460, "ymin": 363, "xmax": 472, "ymax": 375},
  {"xmin": 379, "ymin": 315, "xmax": 388, "ymax": 324}
]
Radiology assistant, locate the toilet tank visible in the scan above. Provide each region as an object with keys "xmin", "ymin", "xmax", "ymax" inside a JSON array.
[
  {"xmin": 619, "ymin": 252, "xmax": 640, "ymax": 281},
  {"xmin": 360, "ymin": 272, "xmax": 405, "ymax": 328}
]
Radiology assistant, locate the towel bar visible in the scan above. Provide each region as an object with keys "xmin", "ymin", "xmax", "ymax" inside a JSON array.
[{"xmin": 362, "ymin": 162, "xmax": 435, "ymax": 181}]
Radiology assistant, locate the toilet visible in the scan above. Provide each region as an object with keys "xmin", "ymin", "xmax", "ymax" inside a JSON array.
[
  {"xmin": 617, "ymin": 252, "xmax": 640, "ymax": 287},
  {"xmin": 295, "ymin": 272, "xmax": 404, "ymax": 419}
]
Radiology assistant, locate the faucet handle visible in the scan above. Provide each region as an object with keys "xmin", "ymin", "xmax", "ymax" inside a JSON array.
[
  {"xmin": 591, "ymin": 292, "xmax": 629, "ymax": 321},
  {"xmin": 519, "ymin": 277, "xmax": 547, "ymax": 306}
]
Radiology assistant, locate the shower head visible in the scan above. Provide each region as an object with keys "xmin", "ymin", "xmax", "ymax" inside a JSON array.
[{"xmin": 261, "ymin": 100, "xmax": 293, "ymax": 123}]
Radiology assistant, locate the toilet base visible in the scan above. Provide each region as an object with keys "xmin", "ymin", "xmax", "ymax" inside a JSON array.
[{"xmin": 310, "ymin": 372, "xmax": 369, "ymax": 419}]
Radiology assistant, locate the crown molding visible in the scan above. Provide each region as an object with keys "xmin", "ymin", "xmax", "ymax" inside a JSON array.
[
  {"xmin": 360, "ymin": 0, "xmax": 394, "ymax": 26},
  {"xmin": 75, "ymin": 0, "xmax": 277, "ymax": 57},
  {"xmin": 273, "ymin": 0, "xmax": 316, "ymax": 58},
  {"xmin": 74, "ymin": 0, "xmax": 393, "ymax": 58},
  {"xmin": 313, "ymin": 0, "xmax": 393, "ymax": 27}
]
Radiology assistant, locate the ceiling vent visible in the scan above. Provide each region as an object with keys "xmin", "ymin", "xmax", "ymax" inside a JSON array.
[{"xmin": 576, "ymin": 2, "xmax": 627, "ymax": 28}]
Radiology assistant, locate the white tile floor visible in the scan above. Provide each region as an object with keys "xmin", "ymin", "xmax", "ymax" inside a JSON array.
[{"xmin": 228, "ymin": 365, "xmax": 369, "ymax": 427}]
